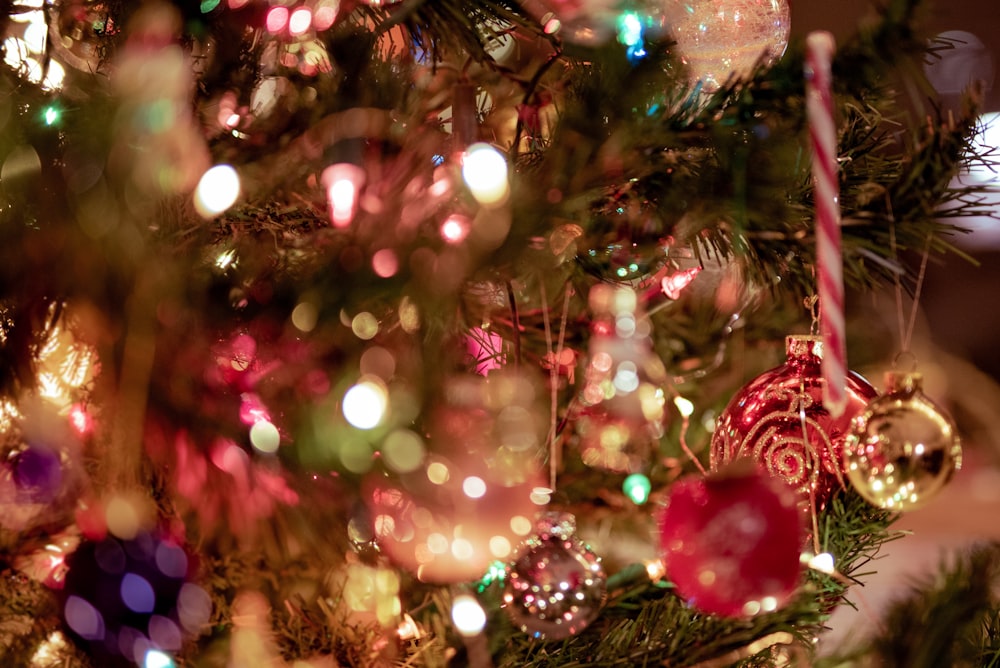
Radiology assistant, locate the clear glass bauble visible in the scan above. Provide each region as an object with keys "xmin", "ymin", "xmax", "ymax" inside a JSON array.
[{"xmin": 664, "ymin": 0, "xmax": 791, "ymax": 91}]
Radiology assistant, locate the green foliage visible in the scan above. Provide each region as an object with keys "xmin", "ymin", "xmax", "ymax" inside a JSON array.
[
  {"xmin": 821, "ymin": 543, "xmax": 1000, "ymax": 668},
  {"xmin": 0, "ymin": 0, "xmax": 994, "ymax": 666}
]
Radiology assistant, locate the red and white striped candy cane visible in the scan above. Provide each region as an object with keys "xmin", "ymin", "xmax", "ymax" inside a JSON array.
[{"xmin": 806, "ymin": 31, "xmax": 847, "ymax": 417}]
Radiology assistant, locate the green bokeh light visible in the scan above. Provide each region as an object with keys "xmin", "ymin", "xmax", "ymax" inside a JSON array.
[{"xmin": 623, "ymin": 473, "xmax": 652, "ymax": 505}]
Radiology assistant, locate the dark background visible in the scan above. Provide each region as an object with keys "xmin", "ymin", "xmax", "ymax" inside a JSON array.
[{"xmin": 796, "ymin": 0, "xmax": 1000, "ymax": 387}]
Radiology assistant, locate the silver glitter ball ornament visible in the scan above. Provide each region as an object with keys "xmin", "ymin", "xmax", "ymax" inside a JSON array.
[{"xmin": 502, "ymin": 513, "xmax": 606, "ymax": 640}]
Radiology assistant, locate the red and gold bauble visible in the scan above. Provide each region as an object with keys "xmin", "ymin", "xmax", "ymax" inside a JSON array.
[
  {"xmin": 710, "ymin": 335, "xmax": 877, "ymax": 508},
  {"xmin": 657, "ymin": 465, "xmax": 803, "ymax": 618}
]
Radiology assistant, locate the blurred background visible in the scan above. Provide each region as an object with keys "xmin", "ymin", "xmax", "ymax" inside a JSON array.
[{"xmin": 792, "ymin": 0, "xmax": 1000, "ymax": 654}]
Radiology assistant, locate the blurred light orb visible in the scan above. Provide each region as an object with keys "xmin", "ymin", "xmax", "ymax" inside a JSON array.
[
  {"xmin": 314, "ymin": 1, "xmax": 340, "ymax": 31},
  {"xmin": 924, "ymin": 31, "xmax": 995, "ymax": 97},
  {"xmin": 489, "ymin": 535, "xmax": 512, "ymax": 558},
  {"xmin": 291, "ymin": 301, "xmax": 318, "ymax": 332},
  {"xmin": 249, "ymin": 420, "xmax": 281, "ymax": 454},
  {"xmin": 194, "ymin": 165, "xmax": 240, "ymax": 218},
  {"xmin": 266, "ymin": 6, "xmax": 289, "ymax": 33},
  {"xmin": 462, "ymin": 476, "xmax": 487, "ymax": 499},
  {"xmin": 462, "ymin": 143, "xmax": 509, "ymax": 205},
  {"xmin": 623, "ymin": 473, "xmax": 652, "ymax": 504},
  {"xmin": 372, "ymin": 248, "xmax": 399, "ymax": 277},
  {"xmin": 441, "ymin": 214, "xmax": 471, "ymax": 243},
  {"xmin": 323, "ymin": 163, "xmax": 366, "ymax": 227},
  {"xmin": 288, "ymin": 7, "xmax": 313, "ymax": 35},
  {"xmin": 382, "ymin": 429, "xmax": 425, "ymax": 473},
  {"xmin": 144, "ymin": 649, "xmax": 175, "ymax": 668},
  {"xmin": 451, "ymin": 595, "xmax": 487, "ymax": 636},
  {"xmin": 343, "ymin": 379, "xmax": 388, "ymax": 429},
  {"xmin": 351, "ymin": 311, "xmax": 379, "ymax": 340}
]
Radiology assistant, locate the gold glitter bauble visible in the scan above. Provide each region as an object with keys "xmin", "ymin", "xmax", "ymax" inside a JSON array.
[{"xmin": 844, "ymin": 371, "xmax": 962, "ymax": 511}]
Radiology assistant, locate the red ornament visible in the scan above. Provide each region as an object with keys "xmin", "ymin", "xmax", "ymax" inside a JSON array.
[
  {"xmin": 710, "ymin": 335, "xmax": 877, "ymax": 508},
  {"xmin": 657, "ymin": 465, "xmax": 803, "ymax": 617}
]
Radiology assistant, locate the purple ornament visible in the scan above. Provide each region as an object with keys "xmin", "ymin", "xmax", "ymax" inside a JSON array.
[
  {"xmin": 61, "ymin": 532, "xmax": 210, "ymax": 667},
  {"xmin": 12, "ymin": 443, "xmax": 63, "ymax": 503}
]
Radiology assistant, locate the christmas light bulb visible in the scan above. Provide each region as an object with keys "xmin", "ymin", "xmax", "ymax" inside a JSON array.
[
  {"xmin": 288, "ymin": 8, "xmax": 312, "ymax": 36},
  {"xmin": 41, "ymin": 105, "xmax": 60, "ymax": 126},
  {"xmin": 623, "ymin": 473, "xmax": 652, "ymax": 504},
  {"xmin": 23, "ymin": 20, "xmax": 46, "ymax": 54},
  {"xmin": 266, "ymin": 6, "xmax": 289, "ymax": 33},
  {"xmin": 462, "ymin": 476, "xmax": 487, "ymax": 499},
  {"xmin": 343, "ymin": 378, "xmax": 388, "ymax": 429},
  {"xmin": 462, "ymin": 143, "xmax": 509, "ymax": 206},
  {"xmin": 451, "ymin": 595, "xmax": 487, "ymax": 636},
  {"xmin": 441, "ymin": 214, "xmax": 470, "ymax": 243},
  {"xmin": 323, "ymin": 163, "xmax": 366, "ymax": 227},
  {"xmin": 661, "ymin": 267, "xmax": 701, "ymax": 299},
  {"xmin": 194, "ymin": 165, "xmax": 240, "ymax": 218},
  {"xmin": 144, "ymin": 649, "xmax": 175, "ymax": 668}
]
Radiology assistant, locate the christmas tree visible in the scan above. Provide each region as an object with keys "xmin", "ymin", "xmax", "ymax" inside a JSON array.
[{"xmin": 0, "ymin": 0, "xmax": 997, "ymax": 666}]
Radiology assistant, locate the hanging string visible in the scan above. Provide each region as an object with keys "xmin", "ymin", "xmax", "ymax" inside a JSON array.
[
  {"xmin": 797, "ymin": 377, "xmax": 824, "ymax": 555},
  {"xmin": 540, "ymin": 282, "xmax": 574, "ymax": 491},
  {"xmin": 804, "ymin": 294, "xmax": 820, "ymax": 336},
  {"xmin": 888, "ymin": 216, "xmax": 934, "ymax": 364},
  {"xmin": 506, "ymin": 280, "xmax": 521, "ymax": 370},
  {"xmin": 540, "ymin": 282, "xmax": 556, "ymax": 491},
  {"xmin": 677, "ymin": 403, "xmax": 707, "ymax": 477},
  {"xmin": 904, "ymin": 235, "xmax": 933, "ymax": 355}
]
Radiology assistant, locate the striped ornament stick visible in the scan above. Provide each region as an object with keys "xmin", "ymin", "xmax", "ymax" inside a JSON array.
[{"xmin": 806, "ymin": 31, "xmax": 847, "ymax": 418}]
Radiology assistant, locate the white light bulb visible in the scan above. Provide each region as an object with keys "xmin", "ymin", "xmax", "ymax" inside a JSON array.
[
  {"xmin": 249, "ymin": 420, "xmax": 281, "ymax": 454},
  {"xmin": 323, "ymin": 163, "xmax": 366, "ymax": 227},
  {"xmin": 461, "ymin": 143, "xmax": 509, "ymax": 206},
  {"xmin": 343, "ymin": 379, "xmax": 388, "ymax": 429},
  {"xmin": 462, "ymin": 476, "xmax": 487, "ymax": 499},
  {"xmin": 451, "ymin": 595, "xmax": 487, "ymax": 636},
  {"xmin": 194, "ymin": 165, "xmax": 240, "ymax": 218},
  {"xmin": 144, "ymin": 650, "xmax": 175, "ymax": 668}
]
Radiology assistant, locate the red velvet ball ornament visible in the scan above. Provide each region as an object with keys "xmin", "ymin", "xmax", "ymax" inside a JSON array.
[
  {"xmin": 657, "ymin": 466, "xmax": 803, "ymax": 618},
  {"xmin": 710, "ymin": 335, "xmax": 877, "ymax": 508}
]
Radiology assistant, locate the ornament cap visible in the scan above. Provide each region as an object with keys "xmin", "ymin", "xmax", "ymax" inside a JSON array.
[
  {"xmin": 535, "ymin": 511, "xmax": 576, "ymax": 540},
  {"xmin": 785, "ymin": 334, "xmax": 822, "ymax": 361},
  {"xmin": 883, "ymin": 370, "xmax": 923, "ymax": 395}
]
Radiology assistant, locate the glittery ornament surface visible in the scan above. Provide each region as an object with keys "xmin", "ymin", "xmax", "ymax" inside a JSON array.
[
  {"xmin": 657, "ymin": 466, "xmax": 802, "ymax": 618},
  {"xmin": 844, "ymin": 371, "xmax": 962, "ymax": 511},
  {"xmin": 665, "ymin": 0, "xmax": 791, "ymax": 91},
  {"xmin": 503, "ymin": 513, "xmax": 606, "ymax": 639},
  {"xmin": 710, "ymin": 336, "xmax": 877, "ymax": 508}
]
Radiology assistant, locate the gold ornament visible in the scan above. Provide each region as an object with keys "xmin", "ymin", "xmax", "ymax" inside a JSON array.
[{"xmin": 844, "ymin": 371, "xmax": 962, "ymax": 511}]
